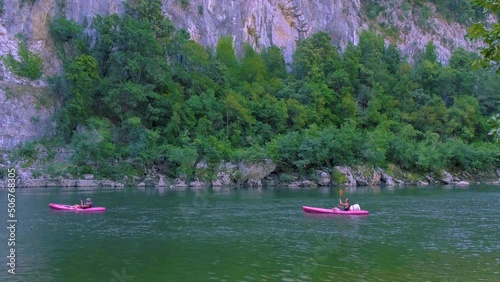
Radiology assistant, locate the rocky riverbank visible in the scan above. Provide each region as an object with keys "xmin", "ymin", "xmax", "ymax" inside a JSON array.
[{"xmin": 1, "ymin": 156, "xmax": 499, "ymax": 189}]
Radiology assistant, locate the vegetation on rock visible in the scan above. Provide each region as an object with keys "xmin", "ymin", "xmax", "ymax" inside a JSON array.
[{"xmin": 2, "ymin": 36, "xmax": 43, "ymax": 80}]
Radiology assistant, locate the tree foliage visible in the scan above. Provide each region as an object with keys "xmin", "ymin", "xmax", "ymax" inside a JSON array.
[
  {"xmin": 467, "ymin": 0, "xmax": 500, "ymax": 145},
  {"xmin": 3, "ymin": 39, "xmax": 43, "ymax": 80},
  {"xmin": 467, "ymin": 0, "xmax": 500, "ymax": 72}
]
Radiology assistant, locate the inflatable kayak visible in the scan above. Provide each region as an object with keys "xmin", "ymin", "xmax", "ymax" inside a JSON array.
[
  {"xmin": 49, "ymin": 203, "xmax": 106, "ymax": 212},
  {"xmin": 302, "ymin": 205, "xmax": 369, "ymax": 215}
]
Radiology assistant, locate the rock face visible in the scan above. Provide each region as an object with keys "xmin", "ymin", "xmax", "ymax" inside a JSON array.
[
  {"xmin": 440, "ymin": 170, "xmax": 455, "ymax": 184},
  {"xmin": 164, "ymin": 0, "xmax": 366, "ymax": 67},
  {"xmin": 0, "ymin": 0, "xmax": 479, "ymax": 69},
  {"xmin": 0, "ymin": 83, "xmax": 55, "ymax": 149},
  {"xmin": 316, "ymin": 170, "xmax": 331, "ymax": 186},
  {"xmin": 332, "ymin": 166, "xmax": 357, "ymax": 187},
  {"xmin": 0, "ymin": 0, "xmax": 485, "ymax": 148},
  {"xmin": 16, "ymin": 177, "xmax": 124, "ymax": 188},
  {"xmin": 238, "ymin": 159, "xmax": 276, "ymax": 186},
  {"xmin": 163, "ymin": 0, "xmax": 480, "ymax": 65},
  {"xmin": 351, "ymin": 166, "xmax": 381, "ymax": 186},
  {"xmin": 378, "ymin": 168, "xmax": 395, "ymax": 186},
  {"xmin": 212, "ymin": 163, "xmax": 238, "ymax": 186}
]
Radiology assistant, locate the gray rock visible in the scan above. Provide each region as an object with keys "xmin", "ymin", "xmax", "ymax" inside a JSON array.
[
  {"xmin": 60, "ymin": 179, "xmax": 77, "ymax": 187},
  {"xmin": 77, "ymin": 179, "xmax": 98, "ymax": 187},
  {"xmin": 100, "ymin": 179, "xmax": 124, "ymax": 187},
  {"xmin": 440, "ymin": 170, "xmax": 454, "ymax": 184},
  {"xmin": 171, "ymin": 178, "xmax": 188, "ymax": 188},
  {"xmin": 351, "ymin": 166, "xmax": 381, "ymax": 186},
  {"xmin": 333, "ymin": 166, "xmax": 357, "ymax": 187},
  {"xmin": 238, "ymin": 159, "xmax": 276, "ymax": 183},
  {"xmin": 157, "ymin": 175, "xmax": 166, "ymax": 187},
  {"xmin": 189, "ymin": 178, "xmax": 206, "ymax": 188},
  {"xmin": 316, "ymin": 170, "xmax": 331, "ymax": 186},
  {"xmin": 19, "ymin": 178, "xmax": 47, "ymax": 188},
  {"xmin": 247, "ymin": 179, "xmax": 262, "ymax": 187},
  {"xmin": 83, "ymin": 174, "xmax": 94, "ymax": 180},
  {"xmin": 490, "ymin": 179, "xmax": 500, "ymax": 185},
  {"xmin": 394, "ymin": 179, "xmax": 406, "ymax": 185},
  {"xmin": 287, "ymin": 180, "xmax": 317, "ymax": 188},
  {"xmin": 212, "ymin": 163, "xmax": 237, "ymax": 186},
  {"xmin": 378, "ymin": 169, "xmax": 395, "ymax": 186}
]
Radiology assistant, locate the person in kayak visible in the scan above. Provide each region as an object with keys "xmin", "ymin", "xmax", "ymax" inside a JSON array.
[
  {"xmin": 74, "ymin": 198, "xmax": 93, "ymax": 209},
  {"xmin": 334, "ymin": 198, "xmax": 350, "ymax": 211}
]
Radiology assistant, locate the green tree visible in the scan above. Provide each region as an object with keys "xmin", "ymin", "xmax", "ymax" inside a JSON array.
[
  {"xmin": 358, "ymin": 31, "xmax": 385, "ymax": 69},
  {"xmin": 412, "ymin": 41, "xmax": 443, "ymax": 96},
  {"xmin": 422, "ymin": 40, "xmax": 438, "ymax": 63},
  {"xmin": 341, "ymin": 42, "xmax": 362, "ymax": 92},
  {"xmin": 446, "ymin": 96, "xmax": 483, "ymax": 142},
  {"xmin": 473, "ymin": 70, "xmax": 500, "ymax": 115},
  {"xmin": 215, "ymin": 36, "xmax": 239, "ymax": 87},
  {"xmin": 125, "ymin": 0, "xmax": 175, "ymax": 48},
  {"xmin": 409, "ymin": 96, "xmax": 447, "ymax": 138},
  {"xmin": 117, "ymin": 116, "xmax": 160, "ymax": 162},
  {"xmin": 59, "ymin": 55, "xmax": 99, "ymax": 137},
  {"xmin": 216, "ymin": 36, "xmax": 238, "ymax": 70},
  {"xmin": 487, "ymin": 114, "xmax": 500, "ymax": 143},
  {"xmin": 239, "ymin": 43, "xmax": 267, "ymax": 84},
  {"xmin": 3, "ymin": 39, "xmax": 43, "ymax": 80},
  {"xmin": 467, "ymin": 1, "xmax": 500, "ymax": 144},
  {"xmin": 91, "ymin": 13, "xmax": 173, "ymax": 124},
  {"xmin": 50, "ymin": 17, "xmax": 87, "ymax": 60},
  {"xmin": 168, "ymin": 33, "xmax": 214, "ymax": 97},
  {"xmin": 292, "ymin": 39, "xmax": 323, "ymax": 81},
  {"xmin": 308, "ymin": 32, "xmax": 342, "ymax": 76},
  {"xmin": 441, "ymin": 48, "xmax": 476, "ymax": 103},
  {"xmin": 383, "ymin": 43, "xmax": 403, "ymax": 75},
  {"xmin": 70, "ymin": 117, "xmax": 117, "ymax": 165},
  {"xmin": 291, "ymin": 32, "xmax": 342, "ymax": 83},
  {"xmin": 261, "ymin": 45, "xmax": 287, "ymax": 80}
]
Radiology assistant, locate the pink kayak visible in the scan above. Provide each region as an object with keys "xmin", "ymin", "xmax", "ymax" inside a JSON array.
[
  {"xmin": 49, "ymin": 203, "xmax": 106, "ymax": 212},
  {"xmin": 302, "ymin": 205, "xmax": 369, "ymax": 215}
]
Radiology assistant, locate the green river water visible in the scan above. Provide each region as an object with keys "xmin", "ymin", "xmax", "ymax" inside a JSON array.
[{"xmin": 1, "ymin": 185, "xmax": 499, "ymax": 282}]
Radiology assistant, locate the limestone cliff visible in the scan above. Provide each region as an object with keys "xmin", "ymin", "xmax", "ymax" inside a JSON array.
[{"xmin": 0, "ymin": 0, "xmax": 485, "ymax": 148}]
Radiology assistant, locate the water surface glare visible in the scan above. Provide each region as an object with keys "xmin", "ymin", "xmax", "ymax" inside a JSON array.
[{"xmin": 1, "ymin": 185, "xmax": 499, "ymax": 281}]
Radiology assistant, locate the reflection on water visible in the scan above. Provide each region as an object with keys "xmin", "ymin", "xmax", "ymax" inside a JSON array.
[{"xmin": 0, "ymin": 185, "xmax": 498, "ymax": 281}]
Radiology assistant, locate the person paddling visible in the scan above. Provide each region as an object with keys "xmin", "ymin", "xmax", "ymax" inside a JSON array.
[
  {"xmin": 74, "ymin": 198, "xmax": 93, "ymax": 209},
  {"xmin": 333, "ymin": 197, "xmax": 350, "ymax": 211}
]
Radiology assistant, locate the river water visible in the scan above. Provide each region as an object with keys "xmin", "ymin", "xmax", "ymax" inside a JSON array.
[{"xmin": 0, "ymin": 184, "xmax": 499, "ymax": 281}]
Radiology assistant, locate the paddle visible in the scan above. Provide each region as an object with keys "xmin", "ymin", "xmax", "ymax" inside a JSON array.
[
  {"xmin": 339, "ymin": 189, "xmax": 344, "ymax": 203},
  {"xmin": 334, "ymin": 189, "xmax": 344, "ymax": 209}
]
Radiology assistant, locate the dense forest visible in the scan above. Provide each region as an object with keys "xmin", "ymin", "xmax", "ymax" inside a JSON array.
[{"xmin": 14, "ymin": 0, "xmax": 499, "ymax": 181}]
